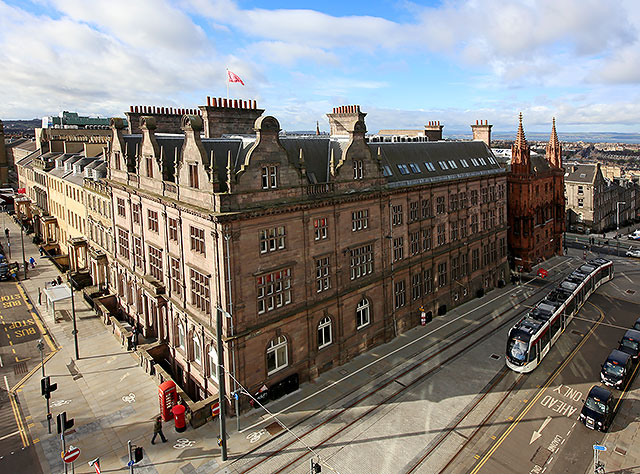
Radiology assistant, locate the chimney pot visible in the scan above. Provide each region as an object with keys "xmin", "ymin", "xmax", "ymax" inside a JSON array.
[
  {"xmin": 207, "ymin": 96, "xmax": 211, "ymax": 106},
  {"xmin": 129, "ymin": 105, "xmax": 133, "ymax": 112},
  {"xmin": 233, "ymin": 99, "xmax": 238, "ymax": 108},
  {"xmin": 222, "ymin": 98, "xmax": 227, "ymax": 107},
  {"xmin": 211, "ymin": 97, "xmax": 217, "ymax": 107}
]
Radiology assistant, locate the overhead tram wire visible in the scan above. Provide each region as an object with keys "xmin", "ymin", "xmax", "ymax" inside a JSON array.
[{"xmin": 226, "ymin": 371, "xmax": 342, "ymax": 474}]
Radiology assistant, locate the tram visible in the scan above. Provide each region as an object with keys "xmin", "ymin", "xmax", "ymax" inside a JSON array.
[{"xmin": 506, "ymin": 258, "xmax": 614, "ymax": 373}]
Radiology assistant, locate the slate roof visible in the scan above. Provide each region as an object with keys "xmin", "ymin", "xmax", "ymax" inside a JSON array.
[{"xmin": 565, "ymin": 164, "xmax": 596, "ymax": 184}]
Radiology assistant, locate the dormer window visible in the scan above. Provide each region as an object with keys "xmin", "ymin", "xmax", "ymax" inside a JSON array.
[
  {"xmin": 261, "ymin": 166, "xmax": 277, "ymax": 189},
  {"xmin": 146, "ymin": 157, "xmax": 153, "ymax": 178},
  {"xmin": 353, "ymin": 160, "xmax": 363, "ymax": 179},
  {"xmin": 189, "ymin": 163, "xmax": 199, "ymax": 189}
]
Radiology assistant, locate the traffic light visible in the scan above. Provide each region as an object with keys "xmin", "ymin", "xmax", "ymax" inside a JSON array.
[
  {"xmin": 133, "ymin": 446, "xmax": 143, "ymax": 463},
  {"xmin": 41, "ymin": 376, "xmax": 57, "ymax": 399},
  {"xmin": 56, "ymin": 411, "xmax": 74, "ymax": 434}
]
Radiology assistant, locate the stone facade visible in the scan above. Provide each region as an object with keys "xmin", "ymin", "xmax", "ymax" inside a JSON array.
[
  {"xmin": 105, "ymin": 99, "xmax": 509, "ymax": 412},
  {"xmin": 507, "ymin": 116, "xmax": 565, "ymax": 271}
]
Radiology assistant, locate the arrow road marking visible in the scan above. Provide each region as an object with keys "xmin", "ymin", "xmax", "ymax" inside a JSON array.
[{"xmin": 530, "ymin": 416, "xmax": 552, "ymax": 444}]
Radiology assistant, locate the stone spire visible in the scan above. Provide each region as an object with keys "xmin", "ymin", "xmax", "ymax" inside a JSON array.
[
  {"xmin": 511, "ymin": 112, "xmax": 530, "ymax": 174},
  {"xmin": 316, "ymin": 121, "xmax": 320, "ymax": 135},
  {"xmin": 546, "ymin": 117, "xmax": 562, "ymax": 168}
]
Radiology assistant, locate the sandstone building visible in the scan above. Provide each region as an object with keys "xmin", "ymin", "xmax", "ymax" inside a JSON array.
[
  {"xmin": 105, "ymin": 100, "xmax": 509, "ymax": 410},
  {"xmin": 507, "ymin": 115, "xmax": 565, "ymax": 271}
]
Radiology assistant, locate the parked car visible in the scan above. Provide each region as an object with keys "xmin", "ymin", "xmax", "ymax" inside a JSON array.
[
  {"xmin": 626, "ymin": 249, "xmax": 640, "ymax": 258},
  {"xmin": 633, "ymin": 317, "xmax": 640, "ymax": 331},
  {"xmin": 600, "ymin": 349, "xmax": 633, "ymax": 389},
  {"xmin": 579, "ymin": 385, "xmax": 616, "ymax": 432},
  {"xmin": 628, "ymin": 230, "xmax": 640, "ymax": 240},
  {"xmin": 618, "ymin": 328, "xmax": 640, "ymax": 362}
]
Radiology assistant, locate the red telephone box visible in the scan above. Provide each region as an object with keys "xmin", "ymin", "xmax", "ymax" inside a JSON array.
[{"xmin": 158, "ymin": 381, "xmax": 177, "ymax": 422}]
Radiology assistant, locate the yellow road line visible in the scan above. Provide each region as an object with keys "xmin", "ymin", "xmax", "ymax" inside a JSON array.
[
  {"xmin": 470, "ymin": 303, "xmax": 605, "ymax": 474},
  {"xmin": 4, "ymin": 376, "xmax": 28, "ymax": 447},
  {"xmin": 14, "ymin": 282, "xmax": 56, "ymax": 351},
  {"xmin": 12, "ymin": 351, "xmax": 57, "ymax": 391}
]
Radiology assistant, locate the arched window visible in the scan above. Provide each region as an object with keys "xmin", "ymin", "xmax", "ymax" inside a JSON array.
[
  {"xmin": 193, "ymin": 334, "xmax": 202, "ymax": 364},
  {"xmin": 266, "ymin": 335, "xmax": 288, "ymax": 375},
  {"xmin": 356, "ymin": 298, "xmax": 370, "ymax": 329},
  {"xmin": 209, "ymin": 346, "xmax": 218, "ymax": 383},
  {"xmin": 317, "ymin": 317, "xmax": 332, "ymax": 349},
  {"xmin": 178, "ymin": 323, "xmax": 185, "ymax": 350}
]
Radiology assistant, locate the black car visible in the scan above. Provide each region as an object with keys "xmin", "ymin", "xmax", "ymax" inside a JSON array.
[
  {"xmin": 618, "ymin": 329, "xmax": 640, "ymax": 362},
  {"xmin": 600, "ymin": 349, "xmax": 633, "ymax": 389},
  {"xmin": 579, "ymin": 385, "xmax": 615, "ymax": 432}
]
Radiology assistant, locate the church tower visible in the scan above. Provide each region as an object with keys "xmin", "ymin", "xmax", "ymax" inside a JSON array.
[
  {"xmin": 511, "ymin": 113, "xmax": 530, "ymax": 175},
  {"xmin": 546, "ymin": 117, "xmax": 562, "ymax": 168}
]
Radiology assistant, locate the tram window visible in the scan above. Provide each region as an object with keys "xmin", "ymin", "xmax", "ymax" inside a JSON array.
[
  {"xmin": 551, "ymin": 317, "xmax": 561, "ymax": 336},
  {"xmin": 528, "ymin": 343, "xmax": 537, "ymax": 362},
  {"xmin": 566, "ymin": 298, "xmax": 575, "ymax": 315},
  {"xmin": 541, "ymin": 330, "xmax": 550, "ymax": 348}
]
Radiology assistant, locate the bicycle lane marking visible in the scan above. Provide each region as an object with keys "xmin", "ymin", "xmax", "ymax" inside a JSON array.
[{"xmin": 470, "ymin": 302, "xmax": 605, "ymax": 474}]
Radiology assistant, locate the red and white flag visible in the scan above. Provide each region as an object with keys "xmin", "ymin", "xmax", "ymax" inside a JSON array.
[{"xmin": 227, "ymin": 69, "xmax": 245, "ymax": 86}]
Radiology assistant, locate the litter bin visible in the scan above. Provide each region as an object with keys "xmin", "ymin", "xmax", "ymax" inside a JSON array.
[{"xmin": 172, "ymin": 404, "xmax": 186, "ymax": 433}]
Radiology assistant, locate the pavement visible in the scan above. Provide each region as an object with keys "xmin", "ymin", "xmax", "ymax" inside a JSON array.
[{"xmin": 2, "ymin": 214, "xmax": 639, "ymax": 474}]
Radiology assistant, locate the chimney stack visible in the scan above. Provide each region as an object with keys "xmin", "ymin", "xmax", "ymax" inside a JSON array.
[
  {"xmin": 424, "ymin": 121, "xmax": 444, "ymax": 141},
  {"xmin": 470, "ymin": 120, "xmax": 492, "ymax": 147},
  {"xmin": 326, "ymin": 104, "xmax": 367, "ymax": 136}
]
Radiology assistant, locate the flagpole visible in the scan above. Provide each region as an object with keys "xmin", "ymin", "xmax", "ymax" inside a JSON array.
[{"xmin": 226, "ymin": 68, "xmax": 229, "ymax": 101}]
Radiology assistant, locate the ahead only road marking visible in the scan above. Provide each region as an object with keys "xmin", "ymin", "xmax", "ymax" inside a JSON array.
[{"xmin": 470, "ymin": 302, "xmax": 605, "ymax": 474}]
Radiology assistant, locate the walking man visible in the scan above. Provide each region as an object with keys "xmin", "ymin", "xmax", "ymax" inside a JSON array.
[
  {"xmin": 151, "ymin": 416, "xmax": 167, "ymax": 444},
  {"xmin": 29, "ymin": 256, "xmax": 36, "ymax": 268}
]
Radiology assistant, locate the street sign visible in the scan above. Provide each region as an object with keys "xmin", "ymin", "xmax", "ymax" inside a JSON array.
[
  {"xmin": 63, "ymin": 445, "xmax": 80, "ymax": 463},
  {"xmin": 211, "ymin": 402, "xmax": 220, "ymax": 417},
  {"xmin": 593, "ymin": 445, "xmax": 607, "ymax": 452}
]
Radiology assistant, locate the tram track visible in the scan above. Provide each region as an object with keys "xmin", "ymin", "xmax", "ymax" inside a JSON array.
[{"xmin": 235, "ymin": 261, "xmax": 579, "ymax": 474}]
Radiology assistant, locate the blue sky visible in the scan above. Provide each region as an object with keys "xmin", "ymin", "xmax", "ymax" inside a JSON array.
[{"xmin": 1, "ymin": 0, "xmax": 639, "ymax": 135}]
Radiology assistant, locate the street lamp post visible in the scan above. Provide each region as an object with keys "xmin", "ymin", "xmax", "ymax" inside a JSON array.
[
  {"xmin": 68, "ymin": 272, "xmax": 79, "ymax": 360},
  {"xmin": 37, "ymin": 338, "xmax": 45, "ymax": 377},
  {"xmin": 19, "ymin": 215, "xmax": 27, "ymax": 280},
  {"xmin": 617, "ymin": 201, "xmax": 626, "ymax": 232}
]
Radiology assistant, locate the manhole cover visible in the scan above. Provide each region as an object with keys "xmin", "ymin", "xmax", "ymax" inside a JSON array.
[
  {"xmin": 490, "ymin": 354, "xmax": 500, "ymax": 360},
  {"xmin": 531, "ymin": 446, "xmax": 553, "ymax": 466},
  {"xmin": 14, "ymin": 362, "xmax": 28, "ymax": 375},
  {"xmin": 265, "ymin": 421, "xmax": 283, "ymax": 435},
  {"xmin": 626, "ymin": 289, "xmax": 636, "ymax": 295},
  {"xmin": 615, "ymin": 447, "xmax": 627, "ymax": 456}
]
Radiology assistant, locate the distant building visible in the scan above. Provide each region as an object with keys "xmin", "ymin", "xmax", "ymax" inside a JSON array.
[
  {"xmin": 507, "ymin": 115, "xmax": 565, "ymax": 271},
  {"xmin": 0, "ymin": 120, "xmax": 8, "ymax": 185},
  {"xmin": 42, "ymin": 111, "xmax": 111, "ymax": 129}
]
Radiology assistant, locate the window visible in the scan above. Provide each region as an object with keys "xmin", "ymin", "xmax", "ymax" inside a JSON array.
[
  {"xmin": 170, "ymin": 257, "xmax": 181, "ymax": 295},
  {"xmin": 578, "ymin": 198, "xmax": 584, "ymax": 208},
  {"xmin": 146, "ymin": 156, "xmax": 154, "ymax": 178},
  {"xmin": 356, "ymin": 298, "xmax": 370, "ymax": 329},
  {"xmin": 422, "ymin": 228, "xmax": 432, "ymax": 251},
  {"xmin": 352, "ymin": 210, "xmax": 369, "ymax": 231},
  {"xmin": 178, "ymin": 323, "xmax": 185, "ymax": 350},
  {"xmin": 259, "ymin": 226, "xmax": 286, "ymax": 253},
  {"xmin": 409, "ymin": 201, "xmax": 419, "ymax": 222},
  {"xmin": 411, "ymin": 273, "xmax": 422, "ymax": 300},
  {"xmin": 117, "ymin": 198, "xmax": 126, "ymax": 217},
  {"xmin": 392, "ymin": 205, "xmax": 403, "ymax": 226},
  {"xmin": 132, "ymin": 204, "xmax": 140, "ymax": 225},
  {"xmin": 190, "ymin": 269, "xmax": 211, "ymax": 313},
  {"xmin": 481, "ymin": 187, "xmax": 488, "ymax": 203},
  {"xmin": 397, "ymin": 164, "xmax": 410, "ymax": 175},
  {"xmin": 353, "ymin": 160, "xmax": 364, "ymax": 179},
  {"xmin": 133, "ymin": 236, "xmax": 143, "ymax": 269},
  {"xmin": 189, "ymin": 163, "xmax": 199, "ymax": 189},
  {"xmin": 577, "ymin": 185, "xmax": 584, "ymax": 195},
  {"xmin": 393, "ymin": 237, "xmax": 404, "ymax": 262},
  {"xmin": 483, "ymin": 243, "xmax": 489, "ymax": 266},
  {"xmin": 450, "ymin": 220, "xmax": 459, "ymax": 241},
  {"xmin": 460, "ymin": 218, "xmax": 468, "ymax": 239},
  {"xmin": 117, "ymin": 228, "xmax": 129, "ymax": 260},
  {"xmin": 424, "ymin": 268, "xmax": 433, "ymax": 294},
  {"xmin": 470, "ymin": 190, "xmax": 478, "ymax": 205},
  {"xmin": 350, "ymin": 244, "xmax": 373, "ymax": 280},
  {"xmin": 316, "ymin": 257, "xmax": 331, "ymax": 292},
  {"xmin": 209, "ymin": 347, "xmax": 218, "ymax": 382},
  {"xmin": 261, "ymin": 165, "xmax": 278, "ymax": 189},
  {"xmin": 459, "ymin": 192, "xmax": 468, "ymax": 208},
  {"xmin": 436, "ymin": 196, "xmax": 445, "ymax": 214},
  {"xmin": 460, "ymin": 159, "xmax": 469, "ymax": 168},
  {"xmin": 394, "ymin": 280, "xmax": 406, "ymax": 309},
  {"xmin": 267, "ymin": 336, "xmax": 288, "ymax": 375},
  {"xmin": 190, "ymin": 226, "xmax": 206, "ymax": 255},
  {"xmin": 193, "ymin": 334, "xmax": 202, "ymax": 364},
  {"xmin": 382, "ymin": 165, "xmax": 393, "ymax": 177},
  {"xmin": 482, "ymin": 212, "xmax": 488, "ymax": 231},
  {"xmin": 437, "ymin": 224, "xmax": 446, "ymax": 246},
  {"xmin": 148, "ymin": 245, "xmax": 163, "ymax": 281},
  {"xmin": 499, "ymin": 208, "xmax": 505, "ymax": 225},
  {"xmin": 421, "ymin": 199, "xmax": 431, "ymax": 219},
  {"xmin": 317, "ymin": 317, "xmax": 332, "ymax": 349},
  {"xmin": 314, "ymin": 218, "xmax": 328, "ymax": 240},
  {"xmin": 168, "ymin": 218, "xmax": 178, "ymax": 241},
  {"xmin": 148, "ymin": 210, "xmax": 159, "ymax": 232},
  {"xmin": 461, "ymin": 253, "xmax": 469, "ymax": 276},
  {"xmin": 257, "ymin": 268, "xmax": 292, "ymax": 314},
  {"xmin": 471, "ymin": 214, "xmax": 479, "ymax": 234},
  {"xmin": 424, "ymin": 162, "xmax": 436, "ymax": 172},
  {"xmin": 409, "ymin": 163, "xmax": 421, "ymax": 173},
  {"xmin": 438, "ymin": 262, "xmax": 447, "ymax": 287},
  {"xmin": 478, "ymin": 158, "xmax": 487, "ymax": 165},
  {"xmin": 114, "ymin": 151, "xmax": 121, "ymax": 170},
  {"xmin": 438, "ymin": 161, "xmax": 449, "ymax": 170},
  {"xmin": 451, "ymin": 256, "xmax": 459, "ymax": 281},
  {"xmin": 448, "ymin": 160, "xmax": 458, "ymax": 169},
  {"xmin": 410, "ymin": 231, "xmax": 420, "ymax": 255}
]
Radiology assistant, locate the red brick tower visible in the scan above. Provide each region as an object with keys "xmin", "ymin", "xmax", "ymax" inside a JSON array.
[
  {"xmin": 510, "ymin": 113, "xmax": 530, "ymax": 174},
  {"xmin": 546, "ymin": 117, "xmax": 562, "ymax": 168}
]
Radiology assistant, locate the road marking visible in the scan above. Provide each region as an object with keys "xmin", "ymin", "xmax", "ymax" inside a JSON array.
[
  {"xmin": 620, "ymin": 272, "xmax": 633, "ymax": 283},
  {"xmin": 470, "ymin": 302, "xmax": 605, "ymax": 474},
  {"xmin": 0, "ymin": 430, "xmax": 21, "ymax": 442},
  {"xmin": 14, "ymin": 283, "xmax": 55, "ymax": 352},
  {"xmin": 240, "ymin": 257, "xmax": 573, "ymax": 433},
  {"xmin": 4, "ymin": 375, "xmax": 28, "ymax": 447},
  {"xmin": 530, "ymin": 416, "xmax": 552, "ymax": 444}
]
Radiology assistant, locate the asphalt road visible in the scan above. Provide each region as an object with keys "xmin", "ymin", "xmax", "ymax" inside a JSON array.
[
  {"xmin": 470, "ymin": 260, "xmax": 640, "ymax": 474},
  {"xmin": 0, "ymin": 278, "xmax": 49, "ymax": 474}
]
